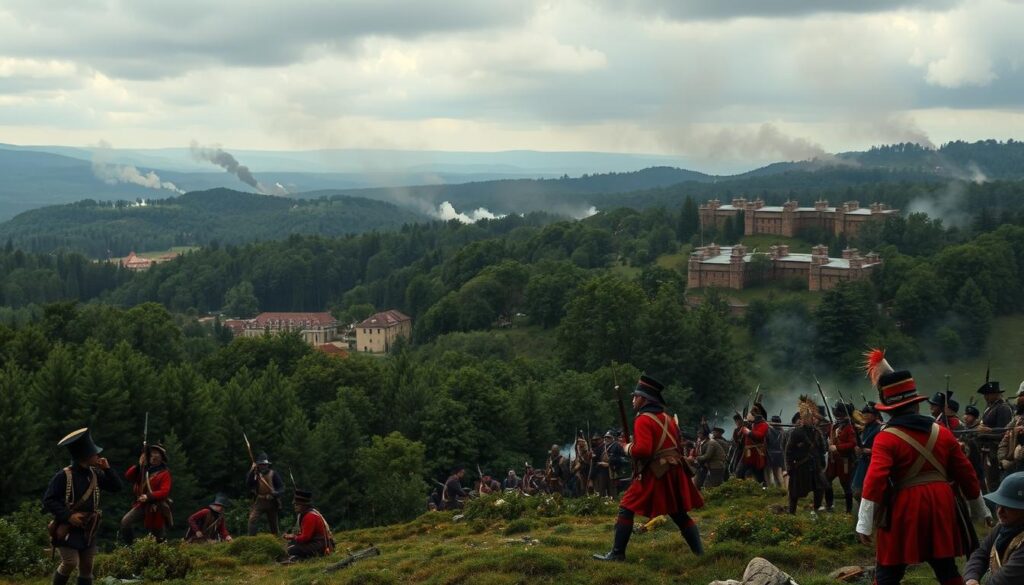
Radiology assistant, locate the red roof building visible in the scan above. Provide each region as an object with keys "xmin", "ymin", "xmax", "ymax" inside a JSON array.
[
  {"xmin": 241, "ymin": 312, "xmax": 340, "ymax": 346},
  {"xmin": 356, "ymin": 310, "xmax": 412, "ymax": 354}
]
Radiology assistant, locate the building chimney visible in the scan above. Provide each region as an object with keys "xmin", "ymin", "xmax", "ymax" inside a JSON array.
[
  {"xmin": 815, "ymin": 199, "xmax": 829, "ymax": 211},
  {"xmin": 842, "ymin": 248, "xmax": 859, "ymax": 260},
  {"xmin": 731, "ymin": 197, "xmax": 747, "ymax": 208},
  {"xmin": 812, "ymin": 244, "xmax": 829, "ymax": 266},
  {"xmin": 778, "ymin": 244, "xmax": 790, "ymax": 257}
]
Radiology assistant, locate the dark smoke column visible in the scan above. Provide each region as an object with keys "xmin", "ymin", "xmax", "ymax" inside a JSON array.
[{"xmin": 190, "ymin": 141, "xmax": 261, "ymax": 190}]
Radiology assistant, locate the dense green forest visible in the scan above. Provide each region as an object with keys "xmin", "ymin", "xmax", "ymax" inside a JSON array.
[{"xmin": 0, "ymin": 189, "xmax": 427, "ymax": 257}]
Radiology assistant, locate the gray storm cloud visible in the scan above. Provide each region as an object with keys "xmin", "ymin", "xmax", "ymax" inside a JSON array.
[{"xmin": 661, "ymin": 122, "xmax": 836, "ymax": 164}]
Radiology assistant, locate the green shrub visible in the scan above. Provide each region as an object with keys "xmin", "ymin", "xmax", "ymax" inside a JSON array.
[
  {"xmin": 534, "ymin": 494, "xmax": 563, "ymax": 517},
  {"xmin": 804, "ymin": 515, "xmax": 858, "ymax": 548},
  {"xmin": 225, "ymin": 533, "xmax": 287, "ymax": 564},
  {"xmin": 714, "ymin": 511, "xmax": 803, "ymax": 546},
  {"xmin": 0, "ymin": 517, "xmax": 49, "ymax": 576},
  {"xmin": 463, "ymin": 493, "xmax": 527, "ymax": 521},
  {"xmin": 564, "ymin": 495, "xmax": 618, "ymax": 516},
  {"xmin": 95, "ymin": 536, "xmax": 194, "ymax": 581},
  {"xmin": 6, "ymin": 501, "xmax": 51, "ymax": 547},
  {"xmin": 704, "ymin": 478, "xmax": 782, "ymax": 502}
]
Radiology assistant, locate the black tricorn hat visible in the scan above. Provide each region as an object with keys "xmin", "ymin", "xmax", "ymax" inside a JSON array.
[
  {"xmin": 978, "ymin": 381, "xmax": 1002, "ymax": 395},
  {"xmin": 293, "ymin": 489, "xmax": 314, "ymax": 505},
  {"xmin": 632, "ymin": 374, "xmax": 666, "ymax": 405},
  {"xmin": 147, "ymin": 443, "xmax": 168, "ymax": 463},
  {"xmin": 862, "ymin": 402, "xmax": 879, "ymax": 415},
  {"xmin": 211, "ymin": 493, "xmax": 231, "ymax": 508},
  {"xmin": 712, "ymin": 426, "xmax": 726, "ymax": 434},
  {"xmin": 451, "ymin": 465, "xmax": 465, "ymax": 474},
  {"xmin": 928, "ymin": 391, "xmax": 952, "ymax": 406},
  {"xmin": 770, "ymin": 415, "xmax": 782, "ymax": 423},
  {"xmin": 58, "ymin": 428, "xmax": 102, "ymax": 461},
  {"xmin": 255, "ymin": 452, "xmax": 271, "ymax": 465},
  {"xmin": 947, "ymin": 398, "xmax": 960, "ymax": 413},
  {"xmin": 751, "ymin": 402, "xmax": 768, "ymax": 419},
  {"xmin": 965, "ymin": 404, "xmax": 981, "ymax": 417},
  {"xmin": 833, "ymin": 401, "xmax": 853, "ymax": 417}
]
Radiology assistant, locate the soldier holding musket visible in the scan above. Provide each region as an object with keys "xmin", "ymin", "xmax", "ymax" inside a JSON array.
[
  {"xmin": 43, "ymin": 428, "xmax": 122, "ymax": 585},
  {"xmin": 978, "ymin": 380, "xmax": 1014, "ymax": 493},
  {"xmin": 247, "ymin": 451, "xmax": 285, "ymax": 535},
  {"xmin": 996, "ymin": 385, "xmax": 1024, "ymax": 476},
  {"xmin": 593, "ymin": 374, "xmax": 704, "ymax": 562},
  {"xmin": 121, "ymin": 443, "xmax": 173, "ymax": 544}
]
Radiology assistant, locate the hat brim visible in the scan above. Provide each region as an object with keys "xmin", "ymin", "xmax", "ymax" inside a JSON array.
[
  {"xmin": 984, "ymin": 492, "xmax": 1024, "ymax": 511},
  {"xmin": 875, "ymin": 394, "xmax": 928, "ymax": 412}
]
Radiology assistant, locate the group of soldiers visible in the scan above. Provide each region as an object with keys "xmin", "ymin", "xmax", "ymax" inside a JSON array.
[
  {"xmin": 428, "ymin": 432, "xmax": 631, "ymax": 511},
  {"xmin": 41, "ymin": 361, "xmax": 1024, "ymax": 585},
  {"xmin": 42, "ymin": 431, "xmax": 332, "ymax": 585}
]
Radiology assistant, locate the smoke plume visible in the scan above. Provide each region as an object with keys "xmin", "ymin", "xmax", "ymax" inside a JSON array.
[
  {"xmin": 659, "ymin": 122, "xmax": 846, "ymax": 166},
  {"xmin": 190, "ymin": 141, "xmax": 288, "ymax": 195},
  {"xmin": 435, "ymin": 201, "xmax": 505, "ymax": 223},
  {"xmin": 91, "ymin": 141, "xmax": 183, "ymax": 194}
]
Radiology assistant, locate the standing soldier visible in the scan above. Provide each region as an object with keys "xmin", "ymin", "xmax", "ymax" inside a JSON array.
[
  {"xmin": 443, "ymin": 466, "xmax": 468, "ymax": 510},
  {"xmin": 712, "ymin": 425, "xmax": 732, "ymax": 482},
  {"xmin": 121, "ymin": 443, "xmax": 172, "ymax": 544},
  {"xmin": 785, "ymin": 397, "xmax": 829, "ymax": 514},
  {"xmin": 979, "ymin": 381, "xmax": 1014, "ymax": 493},
  {"xmin": 857, "ymin": 350, "xmax": 990, "ymax": 585},
  {"xmin": 729, "ymin": 414, "xmax": 745, "ymax": 477},
  {"xmin": 738, "ymin": 404, "xmax": 770, "ymax": 487},
  {"xmin": 852, "ymin": 402, "xmax": 882, "ymax": 500},
  {"xmin": 571, "ymin": 435, "xmax": 592, "ymax": 496},
  {"xmin": 962, "ymin": 403, "xmax": 985, "ymax": 483},
  {"xmin": 945, "ymin": 399, "xmax": 962, "ymax": 431},
  {"xmin": 185, "ymin": 494, "xmax": 233, "ymax": 544},
  {"xmin": 826, "ymin": 402, "xmax": 857, "ymax": 513},
  {"xmin": 43, "ymin": 428, "xmax": 122, "ymax": 585},
  {"xmin": 282, "ymin": 489, "xmax": 333, "ymax": 562},
  {"xmin": 693, "ymin": 427, "xmax": 727, "ymax": 489},
  {"xmin": 767, "ymin": 415, "xmax": 786, "ymax": 491},
  {"xmin": 593, "ymin": 375, "xmax": 704, "ymax": 561},
  {"xmin": 545, "ymin": 445, "xmax": 569, "ymax": 495},
  {"xmin": 592, "ymin": 432, "xmax": 617, "ymax": 497},
  {"xmin": 996, "ymin": 387, "xmax": 1024, "ymax": 475},
  {"xmin": 247, "ymin": 452, "xmax": 285, "ymax": 536}
]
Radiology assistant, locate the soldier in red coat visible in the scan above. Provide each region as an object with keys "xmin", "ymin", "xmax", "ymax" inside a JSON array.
[
  {"xmin": 120, "ymin": 444, "xmax": 173, "ymax": 544},
  {"xmin": 857, "ymin": 350, "xmax": 992, "ymax": 585},
  {"xmin": 283, "ymin": 489, "xmax": 333, "ymax": 562},
  {"xmin": 593, "ymin": 374, "xmax": 704, "ymax": 562},
  {"xmin": 185, "ymin": 494, "xmax": 233, "ymax": 544},
  {"xmin": 826, "ymin": 402, "xmax": 857, "ymax": 513},
  {"xmin": 738, "ymin": 403, "xmax": 770, "ymax": 487}
]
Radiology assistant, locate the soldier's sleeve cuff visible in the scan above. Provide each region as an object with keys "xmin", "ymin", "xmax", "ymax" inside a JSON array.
[
  {"xmin": 856, "ymin": 499, "xmax": 876, "ymax": 535},
  {"xmin": 624, "ymin": 443, "xmax": 633, "ymax": 456},
  {"xmin": 968, "ymin": 496, "xmax": 990, "ymax": 521}
]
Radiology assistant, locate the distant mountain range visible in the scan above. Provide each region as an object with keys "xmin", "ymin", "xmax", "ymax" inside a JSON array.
[{"xmin": 2, "ymin": 139, "xmax": 1023, "ymax": 256}]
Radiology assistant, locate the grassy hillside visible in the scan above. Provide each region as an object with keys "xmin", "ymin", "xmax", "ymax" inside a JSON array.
[{"xmin": 7, "ymin": 481, "xmax": 968, "ymax": 585}]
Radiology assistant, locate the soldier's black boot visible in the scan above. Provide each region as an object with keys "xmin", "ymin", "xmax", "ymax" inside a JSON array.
[
  {"xmin": 51, "ymin": 571, "xmax": 71, "ymax": 585},
  {"xmin": 681, "ymin": 524, "xmax": 704, "ymax": 556},
  {"xmin": 592, "ymin": 513, "xmax": 632, "ymax": 561},
  {"xmin": 844, "ymin": 492, "xmax": 853, "ymax": 514},
  {"xmin": 76, "ymin": 577, "xmax": 93, "ymax": 585}
]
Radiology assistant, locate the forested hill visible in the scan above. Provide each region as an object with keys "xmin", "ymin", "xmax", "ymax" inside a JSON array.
[
  {"xmin": 321, "ymin": 166, "xmax": 714, "ymax": 215},
  {"xmin": 0, "ymin": 188, "xmax": 428, "ymax": 257}
]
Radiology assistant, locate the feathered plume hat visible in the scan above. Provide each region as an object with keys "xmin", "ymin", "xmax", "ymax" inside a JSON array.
[
  {"xmin": 797, "ymin": 395, "xmax": 818, "ymax": 421},
  {"xmin": 864, "ymin": 348, "xmax": 926, "ymax": 412}
]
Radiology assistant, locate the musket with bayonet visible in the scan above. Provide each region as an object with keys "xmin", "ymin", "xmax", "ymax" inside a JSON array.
[
  {"xmin": 243, "ymin": 431, "xmax": 276, "ymax": 495},
  {"xmin": 138, "ymin": 412, "xmax": 155, "ymax": 498},
  {"xmin": 835, "ymin": 387, "xmax": 862, "ymax": 448},
  {"xmin": 814, "ymin": 375, "xmax": 835, "ymax": 427}
]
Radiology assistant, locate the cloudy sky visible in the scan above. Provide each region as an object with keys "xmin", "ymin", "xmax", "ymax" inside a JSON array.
[{"xmin": 1, "ymin": 0, "xmax": 1022, "ymax": 167}]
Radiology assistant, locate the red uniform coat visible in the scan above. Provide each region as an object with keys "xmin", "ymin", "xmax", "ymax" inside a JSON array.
[
  {"xmin": 742, "ymin": 420, "xmax": 769, "ymax": 470},
  {"xmin": 125, "ymin": 465, "xmax": 172, "ymax": 530},
  {"xmin": 620, "ymin": 408, "xmax": 704, "ymax": 518},
  {"xmin": 187, "ymin": 507, "xmax": 230, "ymax": 541},
  {"xmin": 293, "ymin": 509, "xmax": 331, "ymax": 553},
  {"xmin": 861, "ymin": 421, "xmax": 981, "ymax": 565},
  {"xmin": 827, "ymin": 420, "xmax": 857, "ymax": 482}
]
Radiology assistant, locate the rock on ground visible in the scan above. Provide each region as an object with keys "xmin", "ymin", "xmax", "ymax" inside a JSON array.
[{"xmin": 708, "ymin": 557, "xmax": 798, "ymax": 585}]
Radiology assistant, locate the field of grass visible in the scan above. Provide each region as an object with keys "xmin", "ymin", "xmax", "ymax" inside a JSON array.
[
  {"xmin": 8, "ymin": 481, "xmax": 972, "ymax": 585},
  {"xmin": 654, "ymin": 245, "xmax": 693, "ymax": 272},
  {"xmin": 686, "ymin": 286, "xmax": 821, "ymax": 309}
]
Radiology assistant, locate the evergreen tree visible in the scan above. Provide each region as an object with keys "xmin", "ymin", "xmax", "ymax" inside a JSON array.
[
  {"xmin": 677, "ymin": 196, "xmax": 700, "ymax": 242},
  {"xmin": 354, "ymin": 432, "xmax": 427, "ymax": 527},
  {"xmin": 32, "ymin": 344, "xmax": 80, "ymax": 464},
  {"xmin": 952, "ymin": 278, "xmax": 992, "ymax": 355},
  {"xmin": 223, "ymin": 280, "xmax": 260, "ymax": 318},
  {"xmin": 72, "ymin": 343, "xmax": 133, "ymax": 465},
  {"xmin": 0, "ymin": 364, "xmax": 45, "ymax": 513},
  {"xmin": 557, "ymin": 274, "xmax": 644, "ymax": 371},
  {"xmin": 633, "ymin": 283, "xmax": 691, "ymax": 383},
  {"xmin": 161, "ymin": 430, "xmax": 202, "ymax": 520}
]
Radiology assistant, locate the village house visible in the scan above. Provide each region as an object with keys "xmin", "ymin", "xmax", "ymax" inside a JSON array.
[
  {"xmin": 121, "ymin": 252, "xmax": 154, "ymax": 272},
  {"xmin": 235, "ymin": 312, "xmax": 340, "ymax": 346},
  {"xmin": 699, "ymin": 198, "xmax": 898, "ymax": 239},
  {"xmin": 356, "ymin": 310, "xmax": 412, "ymax": 354},
  {"xmin": 686, "ymin": 243, "xmax": 882, "ymax": 292}
]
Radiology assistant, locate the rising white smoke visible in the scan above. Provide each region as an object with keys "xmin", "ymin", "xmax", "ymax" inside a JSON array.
[
  {"xmin": 92, "ymin": 141, "xmax": 183, "ymax": 194},
  {"xmin": 434, "ymin": 201, "xmax": 505, "ymax": 223},
  {"xmin": 190, "ymin": 141, "xmax": 289, "ymax": 195}
]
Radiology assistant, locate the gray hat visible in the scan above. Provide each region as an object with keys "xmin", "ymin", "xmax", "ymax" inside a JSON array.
[{"xmin": 984, "ymin": 472, "xmax": 1024, "ymax": 510}]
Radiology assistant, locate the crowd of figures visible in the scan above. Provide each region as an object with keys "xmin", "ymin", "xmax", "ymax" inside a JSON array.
[{"xmin": 40, "ymin": 356, "xmax": 1024, "ymax": 585}]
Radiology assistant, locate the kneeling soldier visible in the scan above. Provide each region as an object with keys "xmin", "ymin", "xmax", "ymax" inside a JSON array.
[
  {"xmin": 965, "ymin": 471, "xmax": 1024, "ymax": 585},
  {"xmin": 185, "ymin": 494, "xmax": 233, "ymax": 543},
  {"xmin": 43, "ymin": 428, "xmax": 122, "ymax": 585},
  {"xmin": 283, "ymin": 489, "xmax": 333, "ymax": 562},
  {"xmin": 121, "ymin": 443, "xmax": 173, "ymax": 544}
]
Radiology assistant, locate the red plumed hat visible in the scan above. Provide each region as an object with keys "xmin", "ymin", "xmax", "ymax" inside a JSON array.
[{"xmin": 864, "ymin": 348, "xmax": 926, "ymax": 412}]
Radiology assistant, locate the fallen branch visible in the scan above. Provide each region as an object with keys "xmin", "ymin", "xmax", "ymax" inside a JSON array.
[{"xmin": 323, "ymin": 546, "xmax": 381, "ymax": 573}]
